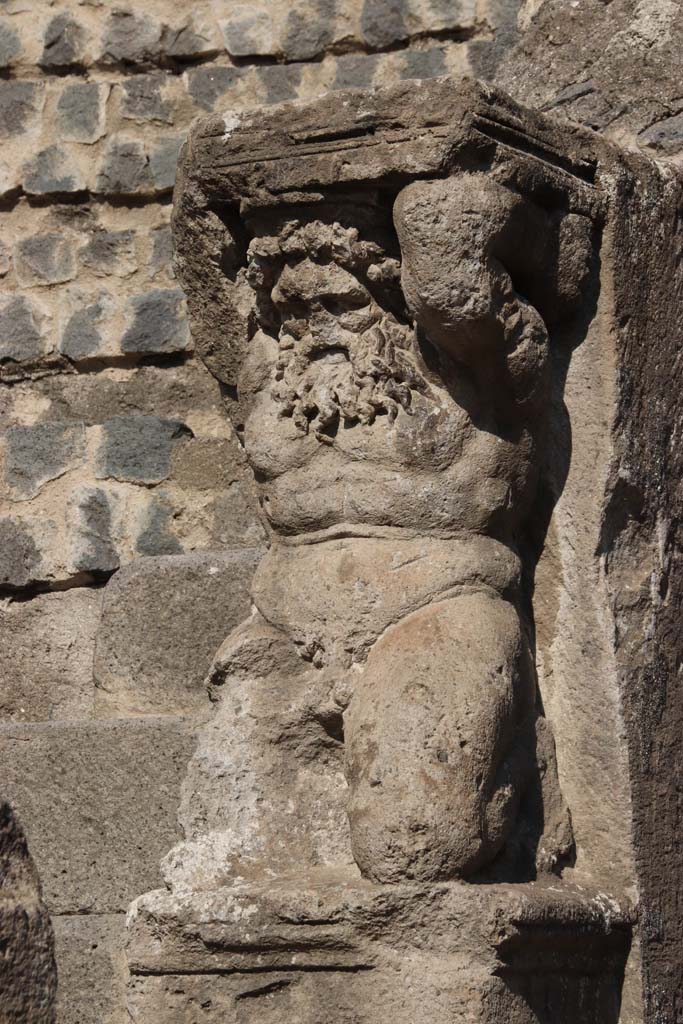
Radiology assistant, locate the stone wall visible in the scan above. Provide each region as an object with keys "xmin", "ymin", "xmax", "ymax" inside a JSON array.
[
  {"xmin": 1, "ymin": 1, "xmax": 682, "ymax": 1021},
  {"xmin": 0, "ymin": 2, "xmax": 520, "ymax": 1020}
]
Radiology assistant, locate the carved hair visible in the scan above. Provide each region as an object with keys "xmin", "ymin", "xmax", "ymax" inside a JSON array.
[{"xmin": 245, "ymin": 219, "xmax": 429, "ymax": 437}]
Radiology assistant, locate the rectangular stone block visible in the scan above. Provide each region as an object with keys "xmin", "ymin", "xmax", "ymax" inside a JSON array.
[
  {"xmin": 52, "ymin": 914, "xmax": 127, "ymax": 1024},
  {"xmin": 0, "ymin": 717, "xmax": 196, "ymax": 913},
  {"xmin": 94, "ymin": 550, "xmax": 261, "ymax": 717},
  {"xmin": 0, "ymin": 589, "xmax": 100, "ymax": 722}
]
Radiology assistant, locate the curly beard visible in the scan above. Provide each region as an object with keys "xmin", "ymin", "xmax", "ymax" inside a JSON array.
[{"xmin": 245, "ymin": 219, "xmax": 429, "ymax": 439}]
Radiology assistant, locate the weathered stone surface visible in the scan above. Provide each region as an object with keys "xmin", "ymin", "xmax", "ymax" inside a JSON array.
[
  {"xmin": 94, "ymin": 549, "xmax": 261, "ymax": 716},
  {"xmin": 0, "ymin": 515, "xmax": 50, "ymax": 589},
  {"xmin": 121, "ymin": 74, "xmax": 172, "ymax": 124},
  {"xmin": 134, "ymin": 493, "xmax": 183, "ymax": 557},
  {"xmin": 0, "ymin": 239, "xmax": 11, "ymax": 277},
  {"xmin": 96, "ymin": 415, "xmax": 192, "ymax": 485},
  {"xmin": 280, "ymin": 0, "xmax": 337, "ymax": 61},
  {"xmin": 400, "ymin": 45, "xmax": 447, "ymax": 80},
  {"xmin": 638, "ymin": 111, "xmax": 683, "ymax": 153},
  {"xmin": 333, "ymin": 53, "xmax": 379, "ymax": 89},
  {"xmin": 80, "ymin": 229, "xmax": 136, "ymax": 278},
  {"xmin": 0, "ymin": 717, "xmax": 196, "ymax": 913},
  {"xmin": 140, "ymin": 69, "xmax": 683, "ymax": 1024},
  {"xmin": 12, "ymin": 359, "xmax": 228, "ymax": 432},
  {"xmin": 149, "ymin": 224, "xmax": 174, "ymax": 278},
  {"xmin": 0, "ymin": 295, "xmax": 48, "ymax": 362},
  {"xmin": 96, "ymin": 137, "xmax": 153, "ymax": 195},
  {"xmin": 149, "ymin": 134, "xmax": 184, "ymax": 192},
  {"xmin": 168, "ymin": 80, "xmax": 605, "ymax": 903},
  {"xmin": 14, "ymin": 232, "xmax": 76, "ymax": 287},
  {"xmin": 0, "ymin": 8, "xmax": 680, "ymax": 1024},
  {"xmin": 496, "ymin": 0, "xmax": 683, "ymax": 156},
  {"xmin": 161, "ymin": 17, "xmax": 220, "ymax": 60},
  {"xmin": 59, "ymin": 293, "xmax": 113, "ymax": 361},
  {"xmin": 0, "ymin": 589, "xmax": 99, "ymax": 722},
  {"xmin": 121, "ymin": 288, "xmax": 190, "ymax": 354},
  {"xmin": 53, "ymin": 914, "xmax": 127, "ymax": 1024},
  {"xmin": 100, "ymin": 10, "xmax": 162, "ymax": 66},
  {"xmin": 258, "ymin": 64, "xmax": 303, "ymax": 105},
  {"xmin": 56, "ymin": 81, "xmax": 108, "ymax": 144},
  {"xmin": 22, "ymin": 144, "xmax": 86, "ymax": 196},
  {"xmin": 184, "ymin": 65, "xmax": 243, "ymax": 111},
  {"xmin": 127, "ymin": 877, "xmax": 633, "ymax": 1024},
  {"xmin": 0, "ymin": 20, "xmax": 21, "ymax": 68},
  {"xmin": 4, "ymin": 420, "xmax": 86, "ymax": 500},
  {"xmin": 359, "ymin": 0, "xmax": 408, "ymax": 48},
  {"xmin": 0, "ymin": 804, "xmax": 56, "ymax": 1023},
  {"xmin": 66, "ymin": 485, "xmax": 120, "ymax": 574},
  {"xmin": 40, "ymin": 13, "xmax": 86, "ymax": 68},
  {"xmin": 219, "ymin": 6, "xmax": 276, "ymax": 57},
  {"xmin": 0, "ymin": 81, "xmax": 43, "ymax": 138}
]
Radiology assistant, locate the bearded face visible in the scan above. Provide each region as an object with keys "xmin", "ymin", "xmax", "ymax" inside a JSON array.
[{"xmin": 245, "ymin": 219, "xmax": 429, "ymax": 438}]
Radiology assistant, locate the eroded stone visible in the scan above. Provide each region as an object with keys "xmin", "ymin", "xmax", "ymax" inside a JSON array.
[
  {"xmin": 96, "ymin": 415, "xmax": 193, "ymax": 485},
  {"xmin": 120, "ymin": 288, "xmax": 190, "ymax": 354},
  {"xmin": 14, "ymin": 232, "xmax": 76, "ymax": 287},
  {"xmin": 4, "ymin": 420, "xmax": 86, "ymax": 500},
  {"xmin": 94, "ymin": 550, "xmax": 261, "ymax": 716},
  {"xmin": 0, "ymin": 804, "xmax": 56, "ymax": 1022}
]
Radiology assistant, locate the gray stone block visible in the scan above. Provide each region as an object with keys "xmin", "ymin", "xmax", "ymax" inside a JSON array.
[
  {"xmin": 67, "ymin": 485, "xmax": 120, "ymax": 574},
  {"xmin": 184, "ymin": 65, "xmax": 243, "ymax": 112},
  {"xmin": 0, "ymin": 20, "xmax": 21, "ymax": 67},
  {"xmin": 14, "ymin": 232, "xmax": 76, "ymax": 287},
  {"xmin": 0, "ymin": 515, "xmax": 48, "ymax": 589},
  {"xmin": 4, "ymin": 421, "xmax": 86, "ymax": 500},
  {"xmin": 638, "ymin": 112, "xmax": 683, "ymax": 154},
  {"xmin": 94, "ymin": 550, "xmax": 260, "ymax": 716},
  {"xmin": 0, "ymin": 295, "xmax": 47, "ymax": 361},
  {"xmin": 121, "ymin": 288, "xmax": 190, "ymax": 354},
  {"xmin": 219, "ymin": 7, "xmax": 276, "ymax": 57},
  {"xmin": 96, "ymin": 415, "xmax": 193, "ymax": 485},
  {"xmin": 40, "ymin": 14, "xmax": 86, "ymax": 68},
  {"xmin": 52, "ymin": 915, "xmax": 127, "ymax": 1024},
  {"xmin": 212, "ymin": 480, "xmax": 268, "ymax": 548},
  {"xmin": 25, "ymin": 360, "xmax": 226, "ymax": 431},
  {"xmin": 23, "ymin": 144, "xmax": 85, "ymax": 196},
  {"xmin": 0, "ymin": 804, "xmax": 57, "ymax": 1023},
  {"xmin": 360, "ymin": 0, "xmax": 408, "ymax": 49},
  {"xmin": 135, "ymin": 494, "xmax": 183, "ymax": 557},
  {"xmin": 60, "ymin": 298, "xmax": 108, "ymax": 361},
  {"xmin": 161, "ymin": 19, "xmax": 219, "ymax": 60},
  {"xmin": 101, "ymin": 11, "xmax": 161, "ymax": 65},
  {"xmin": 0, "ymin": 81, "xmax": 43, "ymax": 138},
  {"xmin": 259, "ymin": 64, "xmax": 302, "ymax": 105},
  {"xmin": 56, "ymin": 82, "xmax": 108, "ymax": 144},
  {"xmin": 149, "ymin": 135, "xmax": 184, "ymax": 193},
  {"xmin": 96, "ymin": 137, "xmax": 153, "ymax": 196},
  {"xmin": 149, "ymin": 224, "xmax": 174, "ymax": 278},
  {"xmin": 0, "ymin": 589, "xmax": 99, "ymax": 722},
  {"xmin": 400, "ymin": 46, "xmax": 447, "ymax": 80},
  {"xmin": 121, "ymin": 74, "xmax": 172, "ymax": 124},
  {"xmin": 281, "ymin": 0, "xmax": 336, "ymax": 61},
  {"xmin": 0, "ymin": 717, "xmax": 196, "ymax": 912},
  {"xmin": 80, "ymin": 229, "xmax": 136, "ymax": 278},
  {"xmin": 333, "ymin": 53, "xmax": 379, "ymax": 90}
]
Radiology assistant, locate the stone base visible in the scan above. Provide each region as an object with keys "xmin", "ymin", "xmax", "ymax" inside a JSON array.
[{"xmin": 126, "ymin": 872, "xmax": 633, "ymax": 1023}]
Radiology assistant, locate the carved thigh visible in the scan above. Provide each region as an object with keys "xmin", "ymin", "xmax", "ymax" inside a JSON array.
[{"xmin": 344, "ymin": 591, "xmax": 536, "ymax": 882}]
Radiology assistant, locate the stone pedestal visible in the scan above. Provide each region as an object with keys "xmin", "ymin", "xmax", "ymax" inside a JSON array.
[{"xmin": 127, "ymin": 873, "xmax": 632, "ymax": 1023}]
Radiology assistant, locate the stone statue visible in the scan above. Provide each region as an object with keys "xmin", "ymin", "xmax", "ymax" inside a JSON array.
[
  {"xmin": 127, "ymin": 79, "xmax": 636, "ymax": 1023},
  {"xmin": 164, "ymin": 137, "xmax": 594, "ymax": 892}
]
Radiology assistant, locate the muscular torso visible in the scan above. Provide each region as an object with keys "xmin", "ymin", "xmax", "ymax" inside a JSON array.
[{"xmin": 241, "ymin": 335, "xmax": 538, "ymax": 540}]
